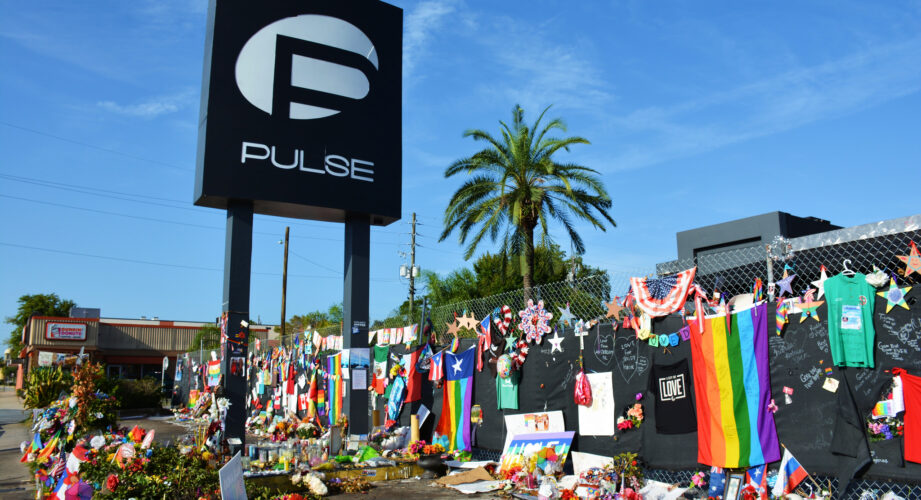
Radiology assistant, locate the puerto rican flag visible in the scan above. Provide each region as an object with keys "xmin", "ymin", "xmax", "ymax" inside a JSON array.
[
  {"xmin": 429, "ymin": 349, "xmax": 445, "ymax": 382},
  {"xmin": 772, "ymin": 448, "xmax": 809, "ymax": 497},
  {"xmin": 745, "ymin": 464, "xmax": 768, "ymax": 500}
]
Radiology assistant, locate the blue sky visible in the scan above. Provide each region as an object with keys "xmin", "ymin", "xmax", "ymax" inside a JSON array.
[{"xmin": 1, "ymin": 0, "xmax": 919, "ymax": 327}]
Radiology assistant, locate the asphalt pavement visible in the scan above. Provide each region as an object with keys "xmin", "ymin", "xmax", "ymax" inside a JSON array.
[{"xmin": 0, "ymin": 386, "xmax": 34, "ymax": 498}]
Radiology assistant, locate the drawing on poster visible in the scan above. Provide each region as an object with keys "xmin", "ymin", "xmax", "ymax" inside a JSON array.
[
  {"xmin": 503, "ymin": 411, "xmax": 565, "ymax": 451},
  {"xmin": 578, "ymin": 371, "xmax": 615, "ymax": 436}
]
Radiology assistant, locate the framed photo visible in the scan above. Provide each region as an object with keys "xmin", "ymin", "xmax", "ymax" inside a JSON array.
[{"xmin": 724, "ymin": 473, "xmax": 743, "ymax": 500}]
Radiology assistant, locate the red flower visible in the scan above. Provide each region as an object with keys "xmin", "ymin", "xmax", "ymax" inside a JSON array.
[
  {"xmin": 631, "ymin": 460, "xmax": 637, "ymax": 466},
  {"xmin": 106, "ymin": 474, "xmax": 119, "ymax": 491}
]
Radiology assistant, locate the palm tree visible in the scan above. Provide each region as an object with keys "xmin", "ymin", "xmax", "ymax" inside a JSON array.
[{"xmin": 439, "ymin": 104, "xmax": 616, "ymax": 295}]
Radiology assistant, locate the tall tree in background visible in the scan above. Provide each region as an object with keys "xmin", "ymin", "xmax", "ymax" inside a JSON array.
[
  {"xmin": 278, "ymin": 303, "xmax": 343, "ymax": 335},
  {"xmin": 439, "ymin": 105, "xmax": 616, "ymax": 295},
  {"xmin": 6, "ymin": 293, "xmax": 76, "ymax": 355}
]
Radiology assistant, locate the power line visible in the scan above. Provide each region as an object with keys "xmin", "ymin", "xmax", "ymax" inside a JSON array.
[
  {"xmin": 0, "ymin": 193, "xmax": 405, "ymax": 244},
  {"xmin": 0, "ymin": 171, "xmax": 408, "ymax": 236},
  {"xmin": 291, "ymin": 250, "xmax": 341, "ymax": 274},
  {"xmin": 0, "ymin": 121, "xmax": 191, "ymax": 172},
  {"xmin": 0, "ymin": 241, "xmax": 398, "ymax": 282}
]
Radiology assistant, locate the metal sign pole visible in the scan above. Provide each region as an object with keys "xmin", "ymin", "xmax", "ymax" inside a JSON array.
[
  {"xmin": 221, "ymin": 200, "xmax": 253, "ymax": 451},
  {"xmin": 342, "ymin": 213, "xmax": 370, "ymax": 436}
]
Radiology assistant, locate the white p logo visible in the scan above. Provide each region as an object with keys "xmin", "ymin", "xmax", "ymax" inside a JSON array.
[{"xmin": 235, "ymin": 15, "xmax": 379, "ymax": 120}]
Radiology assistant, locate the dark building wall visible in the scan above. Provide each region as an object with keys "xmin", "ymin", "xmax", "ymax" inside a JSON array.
[{"xmin": 676, "ymin": 211, "xmax": 840, "ymax": 261}]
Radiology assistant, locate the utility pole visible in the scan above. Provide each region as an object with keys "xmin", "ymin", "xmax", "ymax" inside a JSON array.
[
  {"xmin": 409, "ymin": 212, "xmax": 417, "ymax": 320},
  {"xmin": 281, "ymin": 226, "xmax": 289, "ymax": 337}
]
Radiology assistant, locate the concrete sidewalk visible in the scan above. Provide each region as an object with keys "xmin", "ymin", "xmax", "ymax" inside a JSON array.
[{"xmin": 0, "ymin": 386, "xmax": 34, "ymax": 497}]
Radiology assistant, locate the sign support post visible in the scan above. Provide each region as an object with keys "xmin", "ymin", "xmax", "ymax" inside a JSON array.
[
  {"xmin": 343, "ymin": 214, "xmax": 370, "ymax": 435},
  {"xmin": 222, "ymin": 200, "xmax": 253, "ymax": 451}
]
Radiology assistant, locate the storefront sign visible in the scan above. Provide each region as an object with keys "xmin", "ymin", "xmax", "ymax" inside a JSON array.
[
  {"xmin": 37, "ymin": 351, "xmax": 53, "ymax": 367},
  {"xmin": 45, "ymin": 322, "xmax": 87, "ymax": 341},
  {"xmin": 194, "ymin": 0, "xmax": 403, "ymax": 224}
]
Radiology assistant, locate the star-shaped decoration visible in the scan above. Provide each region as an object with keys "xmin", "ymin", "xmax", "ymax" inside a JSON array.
[
  {"xmin": 811, "ymin": 265, "xmax": 829, "ymax": 300},
  {"xmin": 776, "ymin": 271, "xmax": 796, "ymax": 297},
  {"xmin": 451, "ymin": 356, "xmax": 464, "ymax": 375},
  {"xmin": 457, "ymin": 311, "xmax": 478, "ymax": 330},
  {"xmin": 878, "ymin": 278, "xmax": 912, "ymax": 313},
  {"xmin": 604, "ymin": 297, "xmax": 625, "ymax": 319},
  {"xmin": 504, "ymin": 335, "xmax": 518, "ymax": 353},
  {"xmin": 897, "ymin": 241, "xmax": 921, "ymax": 278},
  {"xmin": 548, "ymin": 328, "xmax": 564, "ymax": 354},
  {"xmin": 798, "ymin": 297, "xmax": 824, "ymax": 323},
  {"xmin": 445, "ymin": 319, "xmax": 460, "ymax": 337},
  {"xmin": 557, "ymin": 303, "xmax": 575, "ymax": 327}
]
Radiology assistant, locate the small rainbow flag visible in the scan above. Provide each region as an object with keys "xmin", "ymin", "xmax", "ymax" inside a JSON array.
[
  {"xmin": 690, "ymin": 303, "xmax": 781, "ymax": 468},
  {"xmin": 775, "ymin": 301, "xmax": 789, "ymax": 336},
  {"xmin": 327, "ymin": 353, "xmax": 343, "ymax": 426}
]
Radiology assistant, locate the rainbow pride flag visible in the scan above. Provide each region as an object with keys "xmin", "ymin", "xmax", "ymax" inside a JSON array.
[
  {"xmin": 435, "ymin": 347, "xmax": 475, "ymax": 451},
  {"xmin": 327, "ymin": 353, "xmax": 343, "ymax": 426},
  {"xmin": 690, "ymin": 303, "xmax": 780, "ymax": 468}
]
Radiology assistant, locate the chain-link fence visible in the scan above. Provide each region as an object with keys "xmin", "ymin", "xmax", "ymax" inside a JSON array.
[
  {"xmin": 642, "ymin": 469, "xmax": 921, "ymax": 499},
  {"xmin": 422, "ymin": 219, "xmax": 920, "ymax": 342}
]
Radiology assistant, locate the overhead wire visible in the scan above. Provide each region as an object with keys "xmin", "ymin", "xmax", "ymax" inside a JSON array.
[{"xmin": 0, "ymin": 241, "xmax": 399, "ymax": 282}]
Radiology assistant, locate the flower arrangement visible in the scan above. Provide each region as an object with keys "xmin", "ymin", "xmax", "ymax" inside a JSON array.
[
  {"xmin": 867, "ymin": 417, "xmax": 904, "ymax": 442},
  {"xmin": 422, "ymin": 443, "xmax": 445, "ymax": 455},
  {"xmin": 611, "ymin": 452, "xmax": 643, "ymax": 492},
  {"xmin": 290, "ymin": 471, "xmax": 328, "ymax": 496},
  {"xmin": 406, "ymin": 440, "xmax": 444, "ymax": 457},
  {"xmin": 407, "ymin": 440, "xmax": 427, "ymax": 455},
  {"xmin": 690, "ymin": 471, "xmax": 706, "ymax": 489},
  {"xmin": 617, "ymin": 403, "xmax": 644, "ymax": 431},
  {"xmin": 295, "ymin": 421, "xmax": 320, "ymax": 439}
]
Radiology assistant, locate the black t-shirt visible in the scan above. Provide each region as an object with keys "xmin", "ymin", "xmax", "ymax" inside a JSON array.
[{"xmin": 649, "ymin": 358, "xmax": 697, "ymax": 434}]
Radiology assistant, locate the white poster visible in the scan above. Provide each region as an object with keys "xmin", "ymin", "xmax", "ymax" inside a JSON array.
[
  {"xmin": 38, "ymin": 351, "xmax": 53, "ymax": 367},
  {"xmin": 503, "ymin": 410, "xmax": 565, "ymax": 451},
  {"xmin": 571, "ymin": 451, "xmax": 614, "ymax": 475},
  {"xmin": 351, "ymin": 369, "xmax": 367, "ymax": 390},
  {"xmin": 578, "ymin": 371, "xmax": 615, "ymax": 436}
]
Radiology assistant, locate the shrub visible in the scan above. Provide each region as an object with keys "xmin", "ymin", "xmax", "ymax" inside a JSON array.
[
  {"xmin": 19, "ymin": 366, "xmax": 71, "ymax": 409},
  {"xmin": 117, "ymin": 377, "xmax": 163, "ymax": 409}
]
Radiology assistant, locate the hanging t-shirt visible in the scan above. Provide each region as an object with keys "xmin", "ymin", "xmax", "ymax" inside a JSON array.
[
  {"xmin": 649, "ymin": 358, "xmax": 696, "ymax": 434},
  {"xmin": 824, "ymin": 273, "xmax": 876, "ymax": 368},
  {"xmin": 893, "ymin": 368, "xmax": 921, "ymax": 464},
  {"xmin": 496, "ymin": 371, "xmax": 520, "ymax": 410}
]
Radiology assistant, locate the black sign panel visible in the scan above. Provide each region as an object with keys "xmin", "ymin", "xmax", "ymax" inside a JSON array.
[{"xmin": 195, "ymin": 0, "xmax": 402, "ymax": 225}]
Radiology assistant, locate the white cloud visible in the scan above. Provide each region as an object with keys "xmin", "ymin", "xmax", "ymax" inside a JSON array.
[
  {"xmin": 403, "ymin": 0, "xmax": 458, "ymax": 83},
  {"xmin": 474, "ymin": 18, "xmax": 613, "ymax": 114},
  {"xmin": 605, "ymin": 37, "xmax": 921, "ymax": 171},
  {"xmin": 97, "ymin": 89, "xmax": 195, "ymax": 118}
]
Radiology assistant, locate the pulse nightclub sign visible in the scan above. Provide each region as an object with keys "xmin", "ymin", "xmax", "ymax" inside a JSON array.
[{"xmin": 195, "ymin": 0, "xmax": 402, "ymax": 224}]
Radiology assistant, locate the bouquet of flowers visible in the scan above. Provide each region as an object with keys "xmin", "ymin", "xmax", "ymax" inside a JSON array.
[
  {"xmin": 689, "ymin": 471, "xmax": 706, "ymax": 489},
  {"xmin": 617, "ymin": 403, "xmax": 644, "ymax": 431},
  {"xmin": 867, "ymin": 417, "xmax": 904, "ymax": 442}
]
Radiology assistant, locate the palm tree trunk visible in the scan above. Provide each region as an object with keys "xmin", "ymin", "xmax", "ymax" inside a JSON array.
[{"xmin": 522, "ymin": 225, "xmax": 535, "ymax": 302}]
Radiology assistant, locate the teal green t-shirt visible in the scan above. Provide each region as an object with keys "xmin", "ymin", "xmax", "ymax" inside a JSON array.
[
  {"xmin": 496, "ymin": 371, "xmax": 519, "ymax": 410},
  {"xmin": 824, "ymin": 273, "xmax": 876, "ymax": 368}
]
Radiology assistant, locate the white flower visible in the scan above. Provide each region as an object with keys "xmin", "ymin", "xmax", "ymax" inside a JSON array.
[
  {"xmin": 291, "ymin": 473, "xmax": 302, "ymax": 485},
  {"xmin": 90, "ymin": 435, "xmax": 106, "ymax": 449},
  {"xmin": 304, "ymin": 473, "xmax": 328, "ymax": 495}
]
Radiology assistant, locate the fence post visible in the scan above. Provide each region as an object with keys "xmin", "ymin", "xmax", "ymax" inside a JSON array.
[{"xmin": 765, "ymin": 248, "xmax": 775, "ymax": 302}]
